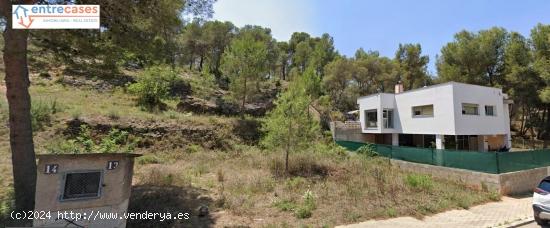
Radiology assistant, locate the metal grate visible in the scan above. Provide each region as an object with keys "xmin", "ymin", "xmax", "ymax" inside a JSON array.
[{"xmin": 62, "ymin": 171, "xmax": 101, "ymax": 200}]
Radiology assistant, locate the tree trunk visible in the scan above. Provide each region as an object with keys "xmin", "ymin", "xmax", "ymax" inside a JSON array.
[
  {"xmin": 199, "ymin": 55, "xmax": 204, "ymax": 71},
  {"xmin": 281, "ymin": 63, "xmax": 286, "ymax": 81},
  {"xmin": 519, "ymin": 104, "xmax": 526, "ymax": 136},
  {"xmin": 240, "ymin": 76, "xmax": 247, "ymax": 118},
  {"xmin": 285, "ymin": 116, "xmax": 291, "ymax": 176},
  {"xmin": 1, "ymin": 1, "xmax": 38, "ymax": 226}
]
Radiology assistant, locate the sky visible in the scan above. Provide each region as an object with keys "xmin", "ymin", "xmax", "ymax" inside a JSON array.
[{"xmin": 213, "ymin": 0, "xmax": 550, "ymax": 74}]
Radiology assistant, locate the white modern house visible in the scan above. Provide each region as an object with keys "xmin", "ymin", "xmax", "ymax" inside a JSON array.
[{"xmin": 357, "ymin": 82, "xmax": 513, "ymax": 151}]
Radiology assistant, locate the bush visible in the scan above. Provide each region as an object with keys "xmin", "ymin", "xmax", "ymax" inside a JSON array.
[
  {"xmin": 295, "ymin": 189, "xmax": 316, "ymax": 219},
  {"xmin": 404, "ymin": 173, "xmax": 433, "ymax": 191},
  {"xmin": 46, "ymin": 125, "xmax": 136, "ymax": 154},
  {"xmin": 31, "ymin": 100, "xmax": 54, "ymax": 131},
  {"xmin": 127, "ymin": 66, "xmax": 183, "ymax": 111},
  {"xmin": 356, "ymin": 143, "xmax": 378, "ymax": 157},
  {"xmin": 137, "ymin": 154, "xmax": 163, "ymax": 165},
  {"xmin": 273, "ymin": 199, "xmax": 297, "ymax": 212},
  {"xmin": 0, "ymin": 187, "xmax": 14, "ymax": 226}
]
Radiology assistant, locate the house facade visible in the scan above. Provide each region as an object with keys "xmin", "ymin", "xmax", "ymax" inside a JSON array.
[{"xmin": 357, "ymin": 82, "xmax": 513, "ymax": 151}]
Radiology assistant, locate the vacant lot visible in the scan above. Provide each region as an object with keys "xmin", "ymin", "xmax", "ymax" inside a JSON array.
[{"xmin": 0, "ymin": 77, "xmax": 500, "ymax": 227}]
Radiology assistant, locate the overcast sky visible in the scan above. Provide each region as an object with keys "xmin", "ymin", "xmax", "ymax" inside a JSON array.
[{"xmin": 213, "ymin": 0, "xmax": 550, "ymax": 74}]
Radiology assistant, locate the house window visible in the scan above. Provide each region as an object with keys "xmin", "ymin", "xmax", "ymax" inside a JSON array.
[
  {"xmin": 485, "ymin": 105, "xmax": 496, "ymax": 116},
  {"xmin": 383, "ymin": 109, "xmax": 393, "ymax": 128},
  {"xmin": 462, "ymin": 103, "xmax": 479, "ymax": 115},
  {"xmin": 61, "ymin": 171, "xmax": 102, "ymax": 201},
  {"xmin": 365, "ymin": 109, "xmax": 377, "ymax": 129},
  {"xmin": 412, "ymin": 105, "xmax": 434, "ymax": 117}
]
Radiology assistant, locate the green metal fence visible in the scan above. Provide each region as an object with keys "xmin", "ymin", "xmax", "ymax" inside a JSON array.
[{"xmin": 336, "ymin": 140, "xmax": 550, "ymax": 174}]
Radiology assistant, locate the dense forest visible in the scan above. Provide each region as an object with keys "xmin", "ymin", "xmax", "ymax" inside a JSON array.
[{"xmin": 16, "ymin": 1, "xmax": 549, "ymax": 141}]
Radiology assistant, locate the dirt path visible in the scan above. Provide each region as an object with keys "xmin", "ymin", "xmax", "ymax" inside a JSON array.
[{"xmin": 337, "ymin": 196, "xmax": 533, "ymax": 228}]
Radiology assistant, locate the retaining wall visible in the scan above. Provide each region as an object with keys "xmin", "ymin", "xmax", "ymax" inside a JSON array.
[{"xmin": 391, "ymin": 159, "xmax": 548, "ymax": 195}]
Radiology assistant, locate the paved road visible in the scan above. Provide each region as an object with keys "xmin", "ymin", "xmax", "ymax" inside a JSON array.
[{"xmin": 338, "ymin": 196, "xmax": 533, "ymax": 228}]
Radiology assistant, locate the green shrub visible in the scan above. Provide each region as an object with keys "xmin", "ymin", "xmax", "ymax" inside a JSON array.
[
  {"xmin": 46, "ymin": 125, "xmax": 135, "ymax": 154},
  {"xmin": 185, "ymin": 144, "xmax": 201, "ymax": 153},
  {"xmin": 127, "ymin": 65, "xmax": 183, "ymax": 111},
  {"xmin": 0, "ymin": 187, "xmax": 14, "ymax": 225},
  {"xmin": 488, "ymin": 191, "xmax": 501, "ymax": 201},
  {"xmin": 165, "ymin": 110, "xmax": 178, "ymax": 119},
  {"xmin": 295, "ymin": 205, "xmax": 313, "ymax": 219},
  {"xmin": 273, "ymin": 199, "xmax": 297, "ymax": 212},
  {"xmin": 385, "ymin": 207, "xmax": 397, "ymax": 217},
  {"xmin": 295, "ymin": 189, "xmax": 316, "ymax": 219},
  {"xmin": 457, "ymin": 197, "xmax": 472, "ymax": 209},
  {"xmin": 46, "ymin": 138, "xmax": 82, "ymax": 154},
  {"xmin": 137, "ymin": 154, "xmax": 163, "ymax": 165},
  {"xmin": 356, "ymin": 143, "xmax": 378, "ymax": 157},
  {"xmin": 404, "ymin": 173, "xmax": 433, "ymax": 191},
  {"xmin": 31, "ymin": 100, "xmax": 54, "ymax": 131},
  {"xmin": 98, "ymin": 128, "xmax": 130, "ymax": 153}
]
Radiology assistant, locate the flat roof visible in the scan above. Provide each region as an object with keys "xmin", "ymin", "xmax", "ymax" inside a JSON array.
[
  {"xmin": 36, "ymin": 153, "xmax": 142, "ymax": 159},
  {"xmin": 357, "ymin": 81, "xmax": 503, "ymax": 99}
]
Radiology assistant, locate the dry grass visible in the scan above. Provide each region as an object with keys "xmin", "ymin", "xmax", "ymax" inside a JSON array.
[{"xmin": 132, "ymin": 145, "xmax": 499, "ymax": 227}]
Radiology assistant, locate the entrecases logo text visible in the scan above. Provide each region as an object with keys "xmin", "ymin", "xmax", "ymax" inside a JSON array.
[{"xmin": 12, "ymin": 5, "xmax": 100, "ymax": 29}]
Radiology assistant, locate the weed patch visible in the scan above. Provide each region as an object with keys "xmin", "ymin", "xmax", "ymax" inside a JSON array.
[{"xmin": 404, "ymin": 173, "xmax": 434, "ymax": 191}]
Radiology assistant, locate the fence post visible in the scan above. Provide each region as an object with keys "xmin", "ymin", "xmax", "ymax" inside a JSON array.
[
  {"xmin": 495, "ymin": 152, "xmax": 501, "ymax": 174},
  {"xmin": 431, "ymin": 148, "xmax": 434, "ymax": 165}
]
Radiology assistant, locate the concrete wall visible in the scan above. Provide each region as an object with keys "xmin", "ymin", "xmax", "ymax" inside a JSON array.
[
  {"xmin": 34, "ymin": 154, "xmax": 138, "ymax": 228},
  {"xmin": 391, "ymin": 159, "xmax": 548, "ymax": 195},
  {"xmin": 331, "ymin": 121, "xmax": 369, "ymax": 142},
  {"xmin": 499, "ymin": 167, "xmax": 549, "ymax": 195},
  {"xmin": 394, "ymin": 83, "xmax": 456, "ymax": 135},
  {"xmin": 452, "ymin": 83, "xmax": 508, "ymax": 135},
  {"xmin": 357, "ymin": 94, "xmax": 381, "ymax": 133}
]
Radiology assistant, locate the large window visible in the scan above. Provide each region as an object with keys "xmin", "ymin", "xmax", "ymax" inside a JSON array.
[
  {"xmin": 61, "ymin": 171, "xmax": 102, "ymax": 201},
  {"xmin": 412, "ymin": 105, "xmax": 434, "ymax": 117},
  {"xmin": 485, "ymin": 105, "xmax": 496, "ymax": 116},
  {"xmin": 462, "ymin": 103, "xmax": 479, "ymax": 115},
  {"xmin": 383, "ymin": 109, "xmax": 393, "ymax": 128},
  {"xmin": 365, "ymin": 109, "xmax": 377, "ymax": 129}
]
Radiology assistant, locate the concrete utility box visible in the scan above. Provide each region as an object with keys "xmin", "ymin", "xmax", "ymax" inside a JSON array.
[{"xmin": 33, "ymin": 153, "xmax": 140, "ymax": 228}]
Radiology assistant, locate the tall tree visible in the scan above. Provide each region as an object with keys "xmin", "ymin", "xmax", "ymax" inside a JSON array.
[
  {"xmin": 531, "ymin": 24, "xmax": 550, "ymax": 140},
  {"xmin": 395, "ymin": 43, "xmax": 430, "ymax": 90},
  {"xmin": 309, "ymin": 33, "xmax": 337, "ymax": 76},
  {"xmin": 437, "ymin": 27, "xmax": 508, "ymax": 86},
  {"xmin": 504, "ymin": 32, "xmax": 542, "ymax": 136},
  {"xmin": 276, "ymin": 41, "xmax": 291, "ymax": 80},
  {"xmin": 323, "ymin": 57, "xmax": 355, "ymax": 112},
  {"xmin": 221, "ymin": 32, "xmax": 271, "ymax": 115},
  {"xmin": 532, "ymin": 24, "xmax": 550, "ymax": 103},
  {"xmin": 33, "ymin": 0, "xmax": 216, "ymax": 71},
  {"xmin": 0, "ymin": 1, "xmax": 37, "ymax": 226},
  {"xmin": 203, "ymin": 21, "xmax": 235, "ymax": 77},
  {"xmin": 354, "ymin": 49, "xmax": 396, "ymax": 94}
]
